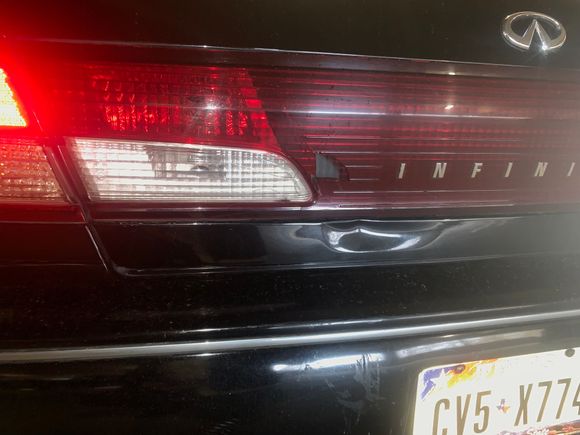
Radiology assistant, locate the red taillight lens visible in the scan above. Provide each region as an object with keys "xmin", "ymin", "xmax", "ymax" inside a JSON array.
[
  {"xmin": 8, "ymin": 43, "xmax": 580, "ymax": 219},
  {"xmin": 254, "ymin": 68, "xmax": 580, "ymax": 210},
  {"xmin": 48, "ymin": 65, "xmax": 278, "ymax": 149}
]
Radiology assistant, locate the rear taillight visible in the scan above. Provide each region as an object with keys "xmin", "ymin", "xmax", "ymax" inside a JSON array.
[
  {"xmin": 0, "ymin": 69, "xmax": 27, "ymax": 127},
  {"xmin": 0, "ymin": 68, "xmax": 69, "ymax": 210},
  {"xmin": 5, "ymin": 42, "xmax": 580, "ymax": 220},
  {"xmin": 36, "ymin": 62, "xmax": 313, "ymax": 208}
]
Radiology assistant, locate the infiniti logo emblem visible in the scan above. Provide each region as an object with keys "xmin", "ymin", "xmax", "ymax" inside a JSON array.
[{"xmin": 502, "ymin": 11, "xmax": 566, "ymax": 53}]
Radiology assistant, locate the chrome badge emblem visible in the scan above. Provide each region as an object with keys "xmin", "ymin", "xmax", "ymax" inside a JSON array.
[{"xmin": 502, "ymin": 11, "xmax": 566, "ymax": 53}]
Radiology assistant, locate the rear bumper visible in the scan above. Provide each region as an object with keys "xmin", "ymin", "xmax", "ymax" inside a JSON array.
[
  {"xmin": 0, "ymin": 306, "xmax": 579, "ymax": 434},
  {"xmin": 2, "ymin": 239, "xmax": 580, "ymax": 434}
]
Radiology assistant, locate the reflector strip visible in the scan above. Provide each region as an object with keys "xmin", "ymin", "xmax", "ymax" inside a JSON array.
[{"xmin": 32, "ymin": 59, "xmax": 580, "ymax": 212}]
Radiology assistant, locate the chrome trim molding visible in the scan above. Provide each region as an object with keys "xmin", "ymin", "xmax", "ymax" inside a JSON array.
[{"xmin": 0, "ymin": 309, "xmax": 579, "ymax": 363}]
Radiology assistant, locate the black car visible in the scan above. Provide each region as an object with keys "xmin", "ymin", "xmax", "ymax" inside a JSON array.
[{"xmin": 0, "ymin": 1, "xmax": 579, "ymax": 434}]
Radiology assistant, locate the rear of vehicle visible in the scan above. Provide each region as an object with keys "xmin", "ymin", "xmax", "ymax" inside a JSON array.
[{"xmin": 1, "ymin": 1, "xmax": 580, "ymax": 434}]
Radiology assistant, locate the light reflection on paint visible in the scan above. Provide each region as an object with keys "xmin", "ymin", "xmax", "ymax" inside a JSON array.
[{"xmin": 272, "ymin": 352, "xmax": 385, "ymax": 373}]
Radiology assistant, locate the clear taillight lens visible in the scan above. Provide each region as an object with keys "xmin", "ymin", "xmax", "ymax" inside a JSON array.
[
  {"xmin": 0, "ymin": 139, "xmax": 64, "ymax": 202},
  {"xmin": 71, "ymin": 138, "xmax": 311, "ymax": 202}
]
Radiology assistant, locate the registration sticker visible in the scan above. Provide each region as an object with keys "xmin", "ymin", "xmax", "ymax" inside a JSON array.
[{"xmin": 412, "ymin": 347, "xmax": 580, "ymax": 434}]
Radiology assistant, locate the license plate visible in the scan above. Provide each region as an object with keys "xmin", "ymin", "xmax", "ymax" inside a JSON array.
[{"xmin": 413, "ymin": 347, "xmax": 580, "ymax": 435}]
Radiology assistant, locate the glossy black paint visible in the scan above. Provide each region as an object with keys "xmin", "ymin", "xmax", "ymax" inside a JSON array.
[
  {"xmin": 96, "ymin": 214, "xmax": 580, "ymax": 273},
  {"xmin": 3, "ymin": 0, "xmax": 580, "ymax": 69},
  {"xmin": 0, "ymin": 223, "xmax": 99, "ymax": 266},
  {"xmin": 1, "ymin": 255, "xmax": 579, "ymax": 348}
]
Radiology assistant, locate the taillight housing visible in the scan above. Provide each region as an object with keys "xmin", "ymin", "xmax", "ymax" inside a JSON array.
[
  {"xmin": 5, "ymin": 40, "xmax": 580, "ymax": 221},
  {"xmin": 0, "ymin": 66, "xmax": 77, "ymax": 221}
]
